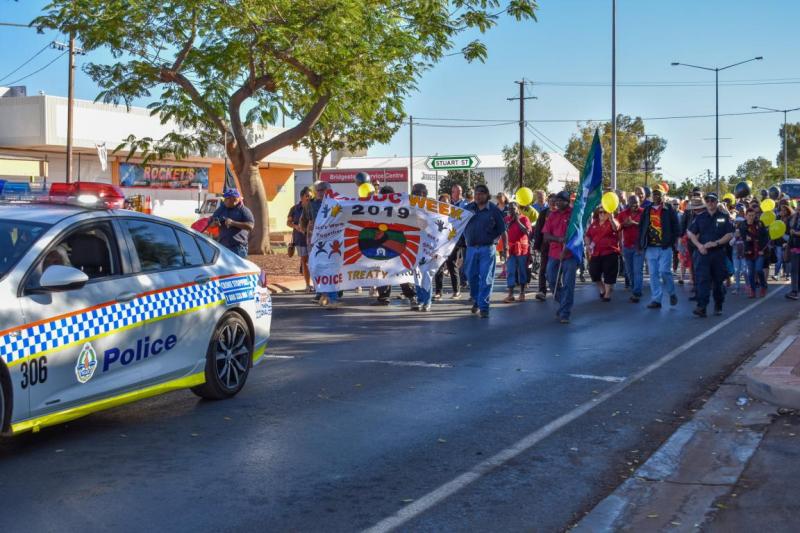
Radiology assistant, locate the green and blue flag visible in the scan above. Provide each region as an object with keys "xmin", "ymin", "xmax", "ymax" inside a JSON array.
[{"xmin": 565, "ymin": 130, "xmax": 603, "ymax": 262}]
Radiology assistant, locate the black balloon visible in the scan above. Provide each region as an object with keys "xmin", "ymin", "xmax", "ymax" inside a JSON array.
[
  {"xmin": 769, "ymin": 185, "xmax": 781, "ymax": 200},
  {"xmin": 734, "ymin": 181, "xmax": 751, "ymax": 198},
  {"xmin": 355, "ymin": 172, "xmax": 370, "ymax": 185},
  {"xmin": 760, "ymin": 189, "xmax": 769, "ymax": 199}
]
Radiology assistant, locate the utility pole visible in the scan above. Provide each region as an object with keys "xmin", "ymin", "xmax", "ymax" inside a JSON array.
[
  {"xmin": 507, "ymin": 80, "xmax": 537, "ymax": 189},
  {"xmin": 752, "ymin": 105, "xmax": 800, "ymax": 181},
  {"xmin": 66, "ymin": 33, "xmax": 76, "ymax": 184},
  {"xmin": 54, "ymin": 37, "xmax": 85, "ymax": 184},
  {"xmin": 611, "ymin": 0, "xmax": 617, "ymax": 190},
  {"xmin": 409, "ymin": 115, "xmax": 414, "ymax": 190}
]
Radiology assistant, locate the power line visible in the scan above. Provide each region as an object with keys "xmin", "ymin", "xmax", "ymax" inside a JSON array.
[
  {"xmin": 4, "ymin": 50, "xmax": 68, "ymax": 86},
  {"xmin": 411, "ymin": 109, "xmax": 777, "ymax": 124},
  {"xmin": 533, "ymin": 78, "xmax": 800, "ymax": 87},
  {"xmin": 0, "ymin": 41, "xmax": 53, "ymax": 83}
]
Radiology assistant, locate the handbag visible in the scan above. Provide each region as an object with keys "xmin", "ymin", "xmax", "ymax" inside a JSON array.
[{"xmin": 287, "ymin": 243, "xmax": 296, "ymax": 258}]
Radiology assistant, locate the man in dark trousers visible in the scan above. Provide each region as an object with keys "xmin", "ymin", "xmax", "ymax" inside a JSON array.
[
  {"xmin": 463, "ymin": 184, "xmax": 506, "ymax": 318},
  {"xmin": 638, "ymin": 184, "xmax": 680, "ymax": 309},
  {"xmin": 687, "ymin": 192, "xmax": 735, "ymax": 317},
  {"xmin": 533, "ymin": 193, "xmax": 557, "ymax": 301}
]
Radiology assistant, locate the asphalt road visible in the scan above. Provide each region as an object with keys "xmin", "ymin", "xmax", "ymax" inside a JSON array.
[{"xmin": 1, "ymin": 278, "xmax": 797, "ymax": 532}]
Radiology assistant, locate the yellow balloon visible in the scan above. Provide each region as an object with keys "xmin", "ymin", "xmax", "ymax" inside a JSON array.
[
  {"xmin": 746, "ymin": 180, "xmax": 754, "ymax": 190},
  {"xmin": 521, "ymin": 205, "xmax": 539, "ymax": 223},
  {"xmin": 722, "ymin": 193, "xmax": 735, "ymax": 204},
  {"xmin": 358, "ymin": 182, "xmax": 375, "ymax": 198},
  {"xmin": 516, "ymin": 187, "xmax": 534, "ymax": 206},
  {"xmin": 761, "ymin": 198, "xmax": 776, "ymax": 212},
  {"xmin": 601, "ymin": 191, "xmax": 619, "ymax": 213},
  {"xmin": 760, "ymin": 211, "xmax": 776, "ymax": 226},
  {"xmin": 769, "ymin": 220, "xmax": 787, "ymax": 240}
]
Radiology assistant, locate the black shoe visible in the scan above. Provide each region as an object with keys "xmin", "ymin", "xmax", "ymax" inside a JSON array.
[
  {"xmin": 479, "ymin": 310, "xmax": 489, "ymax": 318},
  {"xmin": 471, "ymin": 305, "xmax": 479, "ymax": 314},
  {"xmin": 630, "ymin": 296, "xmax": 640, "ymax": 303},
  {"xmin": 647, "ymin": 302, "xmax": 662, "ymax": 309},
  {"xmin": 688, "ymin": 295, "xmax": 697, "ymax": 301},
  {"xmin": 693, "ymin": 307, "xmax": 707, "ymax": 318},
  {"xmin": 714, "ymin": 305, "xmax": 722, "ymax": 316},
  {"xmin": 370, "ymin": 299, "xmax": 390, "ymax": 306},
  {"xmin": 670, "ymin": 294, "xmax": 678, "ymax": 306}
]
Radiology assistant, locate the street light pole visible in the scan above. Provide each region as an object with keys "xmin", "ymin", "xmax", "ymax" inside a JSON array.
[
  {"xmin": 672, "ymin": 56, "xmax": 763, "ymax": 196},
  {"xmin": 752, "ymin": 105, "xmax": 800, "ymax": 181},
  {"xmin": 611, "ymin": 0, "xmax": 617, "ymax": 190}
]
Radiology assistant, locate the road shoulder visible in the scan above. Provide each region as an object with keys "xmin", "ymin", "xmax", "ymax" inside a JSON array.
[{"xmin": 573, "ymin": 316, "xmax": 800, "ymax": 532}]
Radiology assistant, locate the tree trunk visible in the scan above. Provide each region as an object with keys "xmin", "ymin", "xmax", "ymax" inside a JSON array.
[{"xmin": 235, "ymin": 157, "xmax": 271, "ymax": 255}]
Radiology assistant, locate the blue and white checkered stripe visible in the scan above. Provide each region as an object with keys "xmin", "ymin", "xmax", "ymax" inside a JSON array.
[{"xmin": 0, "ymin": 274, "xmax": 258, "ymax": 366}]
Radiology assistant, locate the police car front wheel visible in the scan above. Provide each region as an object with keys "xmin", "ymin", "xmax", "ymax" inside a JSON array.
[
  {"xmin": 0, "ymin": 374, "xmax": 6, "ymax": 433},
  {"xmin": 192, "ymin": 313, "xmax": 252, "ymax": 400}
]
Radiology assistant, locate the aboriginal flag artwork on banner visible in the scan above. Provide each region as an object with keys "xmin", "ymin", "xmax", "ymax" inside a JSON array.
[{"xmin": 310, "ymin": 192, "xmax": 473, "ymax": 292}]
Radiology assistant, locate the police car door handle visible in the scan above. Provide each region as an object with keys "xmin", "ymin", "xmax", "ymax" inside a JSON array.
[
  {"xmin": 194, "ymin": 275, "xmax": 211, "ymax": 285},
  {"xmin": 116, "ymin": 291, "xmax": 138, "ymax": 303}
]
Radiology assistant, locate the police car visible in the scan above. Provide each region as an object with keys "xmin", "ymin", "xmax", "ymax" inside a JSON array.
[{"xmin": 0, "ymin": 183, "xmax": 272, "ymax": 436}]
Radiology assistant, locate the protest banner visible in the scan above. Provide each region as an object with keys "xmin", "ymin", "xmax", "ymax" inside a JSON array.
[{"xmin": 309, "ymin": 193, "xmax": 473, "ymax": 292}]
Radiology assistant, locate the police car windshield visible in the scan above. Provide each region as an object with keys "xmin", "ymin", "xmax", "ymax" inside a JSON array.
[
  {"xmin": 0, "ymin": 219, "xmax": 50, "ymax": 279},
  {"xmin": 780, "ymin": 183, "xmax": 800, "ymax": 199}
]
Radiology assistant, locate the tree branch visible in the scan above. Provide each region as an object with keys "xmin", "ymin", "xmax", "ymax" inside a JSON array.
[
  {"xmin": 160, "ymin": 69, "xmax": 227, "ymax": 134},
  {"xmin": 171, "ymin": 9, "xmax": 198, "ymax": 71},
  {"xmin": 228, "ymin": 70, "xmax": 277, "ymax": 159},
  {"xmin": 267, "ymin": 47, "xmax": 322, "ymax": 87},
  {"xmin": 252, "ymin": 93, "xmax": 330, "ymax": 161}
]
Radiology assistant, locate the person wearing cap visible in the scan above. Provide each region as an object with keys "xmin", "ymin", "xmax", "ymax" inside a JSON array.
[
  {"xmin": 638, "ymin": 183, "xmax": 680, "ymax": 309},
  {"xmin": 532, "ymin": 193, "xmax": 558, "ymax": 301},
  {"xmin": 463, "ymin": 184, "xmax": 506, "ymax": 318},
  {"xmin": 210, "ymin": 189, "xmax": 255, "ymax": 258},
  {"xmin": 618, "ymin": 194, "xmax": 644, "ymax": 302},
  {"xmin": 687, "ymin": 193, "xmax": 735, "ymax": 317},
  {"xmin": 542, "ymin": 191, "xmax": 577, "ymax": 323}
]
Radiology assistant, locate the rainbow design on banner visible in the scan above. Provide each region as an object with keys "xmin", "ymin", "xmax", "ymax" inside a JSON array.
[{"xmin": 343, "ymin": 221, "xmax": 420, "ymax": 269}]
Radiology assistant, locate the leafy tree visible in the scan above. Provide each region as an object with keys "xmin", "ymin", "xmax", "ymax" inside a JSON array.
[
  {"xmin": 437, "ymin": 170, "xmax": 486, "ymax": 196},
  {"xmin": 298, "ymin": 80, "xmax": 404, "ymax": 181},
  {"xmin": 501, "ymin": 141, "xmax": 551, "ymax": 193},
  {"xmin": 565, "ymin": 115, "xmax": 667, "ymax": 192},
  {"xmin": 725, "ymin": 157, "xmax": 780, "ymax": 193},
  {"xmin": 34, "ymin": 0, "xmax": 538, "ymax": 253},
  {"xmin": 777, "ymin": 122, "xmax": 800, "ymax": 170}
]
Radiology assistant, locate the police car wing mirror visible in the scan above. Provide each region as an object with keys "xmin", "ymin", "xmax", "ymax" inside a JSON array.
[{"xmin": 38, "ymin": 265, "xmax": 90, "ymax": 292}]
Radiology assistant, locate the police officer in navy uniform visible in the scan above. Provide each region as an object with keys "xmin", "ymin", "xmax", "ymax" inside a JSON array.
[{"xmin": 687, "ymin": 192, "xmax": 734, "ymax": 317}]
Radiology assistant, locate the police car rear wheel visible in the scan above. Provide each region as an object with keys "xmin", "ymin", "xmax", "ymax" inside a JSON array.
[{"xmin": 191, "ymin": 313, "xmax": 252, "ymax": 400}]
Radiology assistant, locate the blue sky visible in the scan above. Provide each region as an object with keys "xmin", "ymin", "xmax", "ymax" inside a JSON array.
[{"xmin": 1, "ymin": 0, "xmax": 798, "ymax": 182}]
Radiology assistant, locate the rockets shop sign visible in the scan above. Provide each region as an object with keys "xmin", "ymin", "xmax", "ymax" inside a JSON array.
[
  {"xmin": 119, "ymin": 163, "xmax": 209, "ymax": 189},
  {"xmin": 320, "ymin": 168, "xmax": 408, "ymax": 184},
  {"xmin": 309, "ymin": 193, "xmax": 472, "ymax": 292}
]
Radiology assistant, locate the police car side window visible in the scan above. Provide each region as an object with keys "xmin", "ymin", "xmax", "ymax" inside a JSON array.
[
  {"xmin": 175, "ymin": 229, "xmax": 204, "ymax": 267},
  {"xmin": 124, "ymin": 220, "xmax": 184, "ymax": 272},
  {"xmin": 195, "ymin": 236, "xmax": 218, "ymax": 264},
  {"xmin": 28, "ymin": 222, "xmax": 119, "ymax": 288}
]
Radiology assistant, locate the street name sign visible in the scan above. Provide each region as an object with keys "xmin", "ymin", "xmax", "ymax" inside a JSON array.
[{"xmin": 425, "ymin": 155, "xmax": 480, "ymax": 171}]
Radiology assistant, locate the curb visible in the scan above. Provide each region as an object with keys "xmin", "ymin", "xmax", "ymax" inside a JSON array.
[{"xmin": 744, "ymin": 316, "xmax": 800, "ymax": 409}]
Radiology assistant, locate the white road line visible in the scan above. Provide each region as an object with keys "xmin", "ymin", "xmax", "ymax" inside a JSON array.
[
  {"xmin": 263, "ymin": 355, "xmax": 296, "ymax": 359},
  {"xmin": 569, "ymin": 373, "xmax": 626, "ymax": 383},
  {"xmin": 363, "ymin": 287, "xmax": 785, "ymax": 533},
  {"xmin": 754, "ymin": 334, "xmax": 797, "ymax": 368},
  {"xmin": 343, "ymin": 359, "xmax": 453, "ymax": 369}
]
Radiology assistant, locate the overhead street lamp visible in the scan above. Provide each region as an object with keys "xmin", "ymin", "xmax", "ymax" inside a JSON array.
[
  {"xmin": 751, "ymin": 105, "xmax": 800, "ymax": 181},
  {"xmin": 671, "ymin": 56, "xmax": 763, "ymax": 195}
]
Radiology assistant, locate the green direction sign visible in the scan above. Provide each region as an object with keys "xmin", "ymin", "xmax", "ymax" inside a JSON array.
[{"xmin": 425, "ymin": 155, "xmax": 480, "ymax": 171}]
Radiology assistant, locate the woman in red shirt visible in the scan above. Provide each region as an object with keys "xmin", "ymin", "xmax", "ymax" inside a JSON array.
[
  {"xmin": 585, "ymin": 207, "xmax": 622, "ymax": 301},
  {"xmin": 503, "ymin": 202, "xmax": 532, "ymax": 302}
]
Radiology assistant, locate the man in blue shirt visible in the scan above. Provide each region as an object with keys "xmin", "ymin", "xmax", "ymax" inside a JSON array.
[
  {"xmin": 464, "ymin": 184, "xmax": 506, "ymax": 317},
  {"xmin": 210, "ymin": 189, "xmax": 255, "ymax": 258}
]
